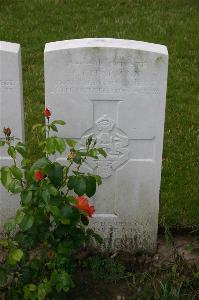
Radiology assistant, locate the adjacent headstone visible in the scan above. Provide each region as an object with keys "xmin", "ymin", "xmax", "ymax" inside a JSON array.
[
  {"xmin": 0, "ymin": 41, "xmax": 24, "ymax": 230},
  {"xmin": 44, "ymin": 38, "xmax": 168, "ymax": 252}
]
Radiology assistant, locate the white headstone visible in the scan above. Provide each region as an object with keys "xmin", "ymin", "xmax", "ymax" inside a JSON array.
[
  {"xmin": 44, "ymin": 38, "xmax": 168, "ymax": 252},
  {"xmin": 0, "ymin": 41, "xmax": 24, "ymax": 230}
]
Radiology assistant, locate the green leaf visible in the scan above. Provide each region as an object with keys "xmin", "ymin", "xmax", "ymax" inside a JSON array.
[
  {"xmin": 77, "ymin": 151, "xmax": 87, "ymax": 156},
  {"xmin": 0, "ymin": 268, "xmax": 7, "ymax": 286},
  {"xmin": 23, "ymin": 283, "xmax": 37, "ymax": 300},
  {"xmin": 0, "ymin": 140, "xmax": 5, "ymax": 147},
  {"xmin": 85, "ymin": 176, "xmax": 96, "ymax": 197},
  {"xmin": 49, "ymin": 205, "xmax": 60, "ymax": 217},
  {"xmin": 71, "ymin": 207, "xmax": 81, "ymax": 223},
  {"xmin": 4, "ymin": 218, "xmax": 16, "ymax": 233},
  {"xmin": 88, "ymin": 149, "xmax": 98, "ymax": 159},
  {"xmin": 50, "ymin": 124, "xmax": 58, "ymax": 132},
  {"xmin": 60, "ymin": 218, "xmax": 70, "ymax": 225},
  {"xmin": 30, "ymin": 259, "xmax": 41, "ymax": 271},
  {"xmin": 8, "ymin": 179, "xmax": 23, "ymax": 194},
  {"xmin": 0, "ymin": 166, "xmax": 22, "ymax": 193},
  {"xmin": 0, "ymin": 239, "xmax": 9, "ymax": 247},
  {"xmin": 66, "ymin": 139, "xmax": 77, "ymax": 148},
  {"xmin": 61, "ymin": 206, "xmax": 73, "ymax": 218},
  {"xmin": 38, "ymin": 283, "xmax": 47, "ymax": 300},
  {"xmin": 97, "ymin": 147, "xmax": 107, "ymax": 157},
  {"xmin": 46, "ymin": 137, "xmax": 56, "ymax": 154},
  {"xmin": 15, "ymin": 142, "xmax": 27, "ymax": 157},
  {"xmin": 73, "ymin": 152, "xmax": 82, "ymax": 164},
  {"xmin": 66, "ymin": 195, "xmax": 76, "ymax": 204},
  {"xmin": 21, "ymin": 158, "xmax": 32, "ymax": 168},
  {"xmin": 58, "ymin": 271, "xmax": 74, "ymax": 292},
  {"xmin": 94, "ymin": 175, "xmax": 102, "ymax": 185},
  {"xmin": 42, "ymin": 190, "xmax": 50, "ymax": 203},
  {"xmin": 30, "ymin": 157, "xmax": 49, "ymax": 174},
  {"xmin": 0, "ymin": 166, "xmax": 12, "ymax": 189},
  {"xmin": 47, "ymin": 162, "xmax": 63, "ymax": 187},
  {"xmin": 50, "ymin": 270, "xmax": 58, "ymax": 285},
  {"xmin": 8, "ymin": 249, "xmax": 23, "ymax": 265},
  {"xmin": 47, "ymin": 184, "xmax": 58, "ymax": 196},
  {"xmin": 15, "ymin": 210, "xmax": 25, "ymax": 224},
  {"xmin": 11, "ymin": 166, "xmax": 23, "ymax": 180},
  {"xmin": 74, "ymin": 176, "xmax": 86, "ymax": 196},
  {"xmin": 60, "ymin": 206, "xmax": 72, "ymax": 224},
  {"xmin": 20, "ymin": 215, "xmax": 34, "ymax": 231},
  {"xmin": 52, "ymin": 120, "xmax": 66, "ymax": 126},
  {"xmin": 55, "ymin": 137, "xmax": 66, "ymax": 153},
  {"xmin": 21, "ymin": 190, "xmax": 32, "ymax": 205},
  {"xmin": 67, "ymin": 176, "xmax": 77, "ymax": 190},
  {"xmin": 57, "ymin": 241, "xmax": 71, "ymax": 255},
  {"xmin": 8, "ymin": 146, "xmax": 16, "ymax": 159},
  {"xmin": 28, "ymin": 284, "xmax": 37, "ymax": 292}
]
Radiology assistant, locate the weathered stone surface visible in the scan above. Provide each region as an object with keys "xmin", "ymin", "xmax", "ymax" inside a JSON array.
[
  {"xmin": 0, "ymin": 41, "xmax": 24, "ymax": 229},
  {"xmin": 44, "ymin": 38, "xmax": 168, "ymax": 251}
]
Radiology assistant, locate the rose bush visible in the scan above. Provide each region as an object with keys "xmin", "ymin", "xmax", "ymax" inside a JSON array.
[{"xmin": 0, "ymin": 108, "xmax": 106, "ymax": 299}]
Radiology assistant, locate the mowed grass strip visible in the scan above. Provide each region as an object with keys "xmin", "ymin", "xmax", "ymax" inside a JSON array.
[{"xmin": 0, "ymin": 0, "xmax": 198, "ymax": 227}]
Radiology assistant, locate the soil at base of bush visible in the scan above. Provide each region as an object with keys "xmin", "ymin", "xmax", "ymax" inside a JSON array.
[{"xmin": 68, "ymin": 234, "xmax": 199, "ymax": 300}]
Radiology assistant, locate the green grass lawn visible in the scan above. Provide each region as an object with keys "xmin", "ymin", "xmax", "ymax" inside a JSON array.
[{"xmin": 0, "ymin": 0, "xmax": 198, "ymax": 227}]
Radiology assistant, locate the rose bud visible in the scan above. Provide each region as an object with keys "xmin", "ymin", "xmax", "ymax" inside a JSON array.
[
  {"xmin": 47, "ymin": 250, "xmax": 55, "ymax": 259},
  {"xmin": 3, "ymin": 127, "xmax": 11, "ymax": 136},
  {"xmin": 43, "ymin": 107, "xmax": 51, "ymax": 118}
]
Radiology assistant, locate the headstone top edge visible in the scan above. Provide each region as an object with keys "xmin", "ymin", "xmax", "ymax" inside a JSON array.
[
  {"xmin": 0, "ymin": 41, "xmax": 20, "ymax": 53},
  {"xmin": 44, "ymin": 38, "xmax": 168, "ymax": 56}
]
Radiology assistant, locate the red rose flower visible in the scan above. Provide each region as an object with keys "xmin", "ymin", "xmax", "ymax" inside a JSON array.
[
  {"xmin": 43, "ymin": 107, "xmax": 51, "ymax": 118},
  {"xmin": 34, "ymin": 170, "xmax": 44, "ymax": 181},
  {"xmin": 3, "ymin": 127, "xmax": 11, "ymax": 136},
  {"xmin": 75, "ymin": 195, "xmax": 95, "ymax": 217}
]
